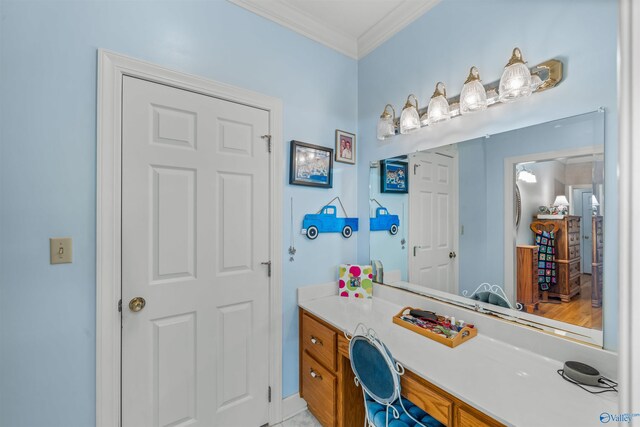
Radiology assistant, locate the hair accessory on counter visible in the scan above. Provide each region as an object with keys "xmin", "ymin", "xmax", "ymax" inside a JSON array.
[{"xmin": 408, "ymin": 309, "xmax": 438, "ymax": 323}]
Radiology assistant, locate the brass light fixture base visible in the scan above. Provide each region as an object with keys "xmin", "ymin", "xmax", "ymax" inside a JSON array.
[{"xmin": 390, "ymin": 57, "xmax": 564, "ymax": 131}]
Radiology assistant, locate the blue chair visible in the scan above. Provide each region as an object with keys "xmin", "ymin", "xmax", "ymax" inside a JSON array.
[{"xmin": 347, "ymin": 325, "xmax": 444, "ymax": 427}]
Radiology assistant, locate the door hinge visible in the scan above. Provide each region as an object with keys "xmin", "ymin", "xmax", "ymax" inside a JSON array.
[
  {"xmin": 118, "ymin": 299, "xmax": 122, "ymax": 312},
  {"xmin": 261, "ymin": 135, "xmax": 272, "ymax": 153},
  {"xmin": 261, "ymin": 261, "xmax": 272, "ymax": 277},
  {"xmin": 268, "ymin": 386, "xmax": 272, "ymax": 403}
]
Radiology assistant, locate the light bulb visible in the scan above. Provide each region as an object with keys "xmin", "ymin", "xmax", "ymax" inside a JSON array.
[
  {"xmin": 499, "ymin": 48, "xmax": 532, "ymax": 103},
  {"xmin": 399, "ymin": 95, "xmax": 420, "ymax": 134},
  {"xmin": 460, "ymin": 67, "xmax": 488, "ymax": 114},
  {"xmin": 377, "ymin": 104, "xmax": 396, "ymax": 140},
  {"xmin": 425, "ymin": 82, "xmax": 450, "ymax": 126}
]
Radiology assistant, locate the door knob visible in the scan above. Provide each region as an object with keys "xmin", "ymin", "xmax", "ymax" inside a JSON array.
[
  {"xmin": 129, "ymin": 297, "xmax": 146, "ymax": 312},
  {"xmin": 449, "ymin": 251, "xmax": 457, "ymax": 259}
]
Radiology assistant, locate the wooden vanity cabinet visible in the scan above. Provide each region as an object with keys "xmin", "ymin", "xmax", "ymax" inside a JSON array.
[
  {"xmin": 299, "ymin": 308, "xmax": 504, "ymax": 427},
  {"xmin": 517, "ymin": 245, "xmax": 540, "ymax": 313}
]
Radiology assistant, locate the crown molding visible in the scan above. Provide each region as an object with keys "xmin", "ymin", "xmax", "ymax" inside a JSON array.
[
  {"xmin": 228, "ymin": 0, "xmax": 358, "ymax": 58},
  {"xmin": 358, "ymin": 0, "xmax": 440, "ymax": 59},
  {"xmin": 228, "ymin": 0, "xmax": 440, "ymax": 60}
]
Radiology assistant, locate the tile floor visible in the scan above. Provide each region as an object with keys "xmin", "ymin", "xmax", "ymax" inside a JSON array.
[{"xmin": 273, "ymin": 409, "xmax": 322, "ymax": 427}]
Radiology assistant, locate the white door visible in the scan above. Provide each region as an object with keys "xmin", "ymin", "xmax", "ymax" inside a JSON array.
[
  {"xmin": 121, "ymin": 76, "xmax": 271, "ymax": 427},
  {"xmin": 408, "ymin": 151, "xmax": 458, "ymax": 293},
  {"xmin": 581, "ymin": 191, "xmax": 593, "ymax": 274}
]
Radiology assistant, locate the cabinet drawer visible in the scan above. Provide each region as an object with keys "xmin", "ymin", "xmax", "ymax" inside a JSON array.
[
  {"xmin": 569, "ymin": 259, "xmax": 581, "ymax": 278},
  {"xmin": 457, "ymin": 406, "xmax": 503, "ymax": 427},
  {"xmin": 569, "ymin": 275, "xmax": 581, "ymax": 293},
  {"xmin": 568, "ymin": 218, "xmax": 581, "ymax": 233},
  {"xmin": 568, "ymin": 232, "xmax": 580, "ymax": 246},
  {"xmin": 569, "ymin": 244, "xmax": 579, "ymax": 260},
  {"xmin": 595, "ymin": 248, "xmax": 603, "ymax": 263},
  {"xmin": 401, "ymin": 372, "xmax": 452, "ymax": 426},
  {"xmin": 302, "ymin": 314, "xmax": 337, "ymax": 370},
  {"xmin": 302, "ymin": 351, "xmax": 336, "ymax": 427}
]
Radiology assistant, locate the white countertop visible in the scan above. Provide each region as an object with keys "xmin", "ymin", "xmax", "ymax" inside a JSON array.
[{"xmin": 298, "ymin": 295, "xmax": 618, "ymax": 427}]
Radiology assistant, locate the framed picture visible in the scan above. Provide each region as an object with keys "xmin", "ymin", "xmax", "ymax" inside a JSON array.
[
  {"xmin": 289, "ymin": 140, "xmax": 333, "ymax": 188},
  {"xmin": 335, "ymin": 130, "xmax": 356, "ymax": 165},
  {"xmin": 380, "ymin": 159, "xmax": 408, "ymax": 193}
]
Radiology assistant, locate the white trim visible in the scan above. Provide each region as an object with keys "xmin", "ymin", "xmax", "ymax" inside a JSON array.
[
  {"xmin": 228, "ymin": 0, "xmax": 357, "ymax": 58},
  {"xmin": 617, "ymin": 0, "xmax": 640, "ymax": 418},
  {"xmin": 96, "ymin": 50, "xmax": 284, "ymax": 427},
  {"xmin": 357, "ymin": 0, "xmax": 440, "ymax": 59},
  {"xmin": 227, "ymin": 0, "xmax": 440, "ymax": 59},
  {"xmin": 281, "ymin": 393, "xmax": 308, "ymax": 421}
]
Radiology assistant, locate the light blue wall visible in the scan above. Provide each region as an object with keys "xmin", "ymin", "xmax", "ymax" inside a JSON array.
[
  {"xmin": 0, "ymin": 1, "xmax": 357, "ymax": 425},
  {"xmin": 357, "ymin": 0, "xmax": 618, "ymax": 349}
]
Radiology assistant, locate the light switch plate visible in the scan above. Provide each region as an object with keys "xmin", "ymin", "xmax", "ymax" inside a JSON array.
[{"xmin": 50, "ymin": 237, "xmax": 72, "ymax": 264}]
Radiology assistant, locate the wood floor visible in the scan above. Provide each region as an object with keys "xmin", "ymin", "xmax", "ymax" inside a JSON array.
[{"xmin": 536, "ymin": 274, "xmax": 603, "ymax": 329}]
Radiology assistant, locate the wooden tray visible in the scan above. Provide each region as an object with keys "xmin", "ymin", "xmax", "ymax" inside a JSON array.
[{"xmin": 392, "ymin": 306, "xmax": 477, "ymax": 348}]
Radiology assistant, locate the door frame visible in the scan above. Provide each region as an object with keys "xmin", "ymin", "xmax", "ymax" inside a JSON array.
[{"xmin": 96, "ymin": 50, "xmax": 284, "ymax": 427}]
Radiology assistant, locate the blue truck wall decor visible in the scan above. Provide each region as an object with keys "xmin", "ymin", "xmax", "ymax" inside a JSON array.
[
  {"xmin": 301, "ymin": 205, "xmax": 359, "ymax": 239},
  {"xmin": 370, "ymin": 206, "xmax": 400, "ymax": 235}
]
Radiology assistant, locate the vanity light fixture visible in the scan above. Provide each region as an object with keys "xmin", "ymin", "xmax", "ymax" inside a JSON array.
[
  {"xmin": 376, "ymin": 48, "xmax": 563, "ymax": 138},
  {"xmin": 498, "ymin": 47, "xmax": 532, "ymax": 103},
  {"xmin": 399, "ymin": 94, "xmax": 420, "ymax": 134},
  {"xmin": 460, "ymin": 67, "xmax": 488, "ymax": 114},
  {"xmin": 377, "ymin": 104, "xmax": 397, "ymax": 140},
  {"xmin": 422, "ymin": 82, "xmax": 450, "ymax": 126}
]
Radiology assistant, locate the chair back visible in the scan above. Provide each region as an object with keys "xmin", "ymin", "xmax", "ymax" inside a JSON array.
[{"xmin": 349, "ymin": 329, "xmax": 401, "ymax": 405}]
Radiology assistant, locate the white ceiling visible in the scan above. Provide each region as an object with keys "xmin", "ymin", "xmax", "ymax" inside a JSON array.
[{"xmin": 228, "ymin": 0, "xmax": 441, "ymax": 59}]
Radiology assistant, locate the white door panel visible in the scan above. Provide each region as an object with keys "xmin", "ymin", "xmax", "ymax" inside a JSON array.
[
  {"xmin": 409, "ymin": 152, "xmax": 458, "ymax": 293},
  {"xmin": 122, "ymin": 76, "xmax": 270, "ymax": 427}
]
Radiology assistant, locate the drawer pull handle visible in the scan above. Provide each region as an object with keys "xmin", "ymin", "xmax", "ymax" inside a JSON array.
[
  {"xmin": 310, "ymin": 336, "xmax": 323, "ymax": 346},
  {"xmin": 309, "ymin": 369, "xmax": 322, "ymax": 380}
]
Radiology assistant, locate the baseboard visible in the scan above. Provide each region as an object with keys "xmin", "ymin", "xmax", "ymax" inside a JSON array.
[{"xmin": 282, "ymin": 393, "xmax": 307, "ymax": 421}]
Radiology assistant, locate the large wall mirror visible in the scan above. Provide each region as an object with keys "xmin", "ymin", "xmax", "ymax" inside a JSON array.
[{"xmin": 369, "ymin": 110, "xmax": 607, "ymax": 346}]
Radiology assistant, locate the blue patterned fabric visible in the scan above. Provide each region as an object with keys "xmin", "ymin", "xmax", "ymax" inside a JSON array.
[
  {"xmin": 365, "ymin": 394, "xmax": 444, "ymax": 427},
  {"xmin": 534, "ymin": 230, "xmax": 557, "ymax": 291}
]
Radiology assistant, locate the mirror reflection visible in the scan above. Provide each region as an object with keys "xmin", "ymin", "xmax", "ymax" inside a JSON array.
[{"xmin": 369, "ymin": 111, "xmax": 606, "ymax": 342}]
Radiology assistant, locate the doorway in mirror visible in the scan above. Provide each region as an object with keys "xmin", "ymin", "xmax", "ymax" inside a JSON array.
[{"xmin": 513, "ymin": 151, "xmax": 604, "ymax": 330}]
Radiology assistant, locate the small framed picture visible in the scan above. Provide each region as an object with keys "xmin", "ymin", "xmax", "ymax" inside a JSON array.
[
  {"xmin": 380, "ymin": 159, "xmax": 409, "ymax": 193},
  {"xmin": 289, "ymin": 140, "xmax": 333, "ymax": 188},
  {"xmin": 335, "ymin": 130, "xmax": 356, "ymax": 165}
]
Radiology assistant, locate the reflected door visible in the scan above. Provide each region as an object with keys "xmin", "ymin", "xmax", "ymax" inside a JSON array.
[
  {"xmin": 408, "ymin": 152, "xmax": 458, "ymax": 293},
  {"xmin": 121, "ymin": 76, "xmax": 271, "ymax": 427}
]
